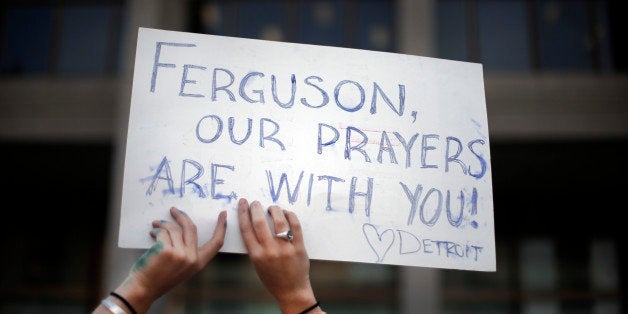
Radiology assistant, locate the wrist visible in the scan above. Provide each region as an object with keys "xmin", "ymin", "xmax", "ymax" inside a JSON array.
[
  {"xmin": 112, "ymin": 276, "xmax": 154, "ymax": 314},
  {"xmin": 296, "ymin": 301, "xmax": 323, "ymax": 314},
  {"xmin": 276, "ymin": 286, "xmax": 318, "ymax": 314}
]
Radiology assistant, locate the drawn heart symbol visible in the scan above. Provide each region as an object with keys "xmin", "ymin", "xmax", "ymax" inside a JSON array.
[{"xmin": 362, "ymin": 223, "xmax": 395, "ymax": 263}]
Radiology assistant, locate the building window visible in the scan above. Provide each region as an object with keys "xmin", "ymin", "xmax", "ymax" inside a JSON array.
[
  {"xmin": 0, "ymin": 1, "xmax": 125, "ymax": 76},
  {"xmin": 192, "ymin": 0, "xmax": 395, "ymax": 52},
  {"xmin": 436, "ymin": 0, "xmax": 615, "ymax": 72}
]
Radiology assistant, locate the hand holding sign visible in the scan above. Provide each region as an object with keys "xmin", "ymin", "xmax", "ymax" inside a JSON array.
[
  {"xmin": 120, "ymin": 27, "xmax": 495, "ymax": 271},
  {"xmin": 94, "ymin": 202, "xmax": 326, "ymax": 314},
  {"xmin": 237, "ymin": 198, "xmax": 325, "ymax": 314},
  {"xmin": 95, "ymin": 208, "xmax": 227, "ymax": 314}
]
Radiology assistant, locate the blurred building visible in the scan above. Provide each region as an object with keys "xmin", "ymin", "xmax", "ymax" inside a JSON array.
[{"xmin": 1, "ymin": 0, "xmax": 626, "ymax": 313}]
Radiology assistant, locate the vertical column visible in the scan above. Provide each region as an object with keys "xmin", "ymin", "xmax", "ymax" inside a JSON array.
[
  {"xmin": 400, "ymin": 266, "xmax": 441, "ymax": 314},
  {"xmin": 397, "ymin": 1, "xmax": 440, "ymax": 314},
  {"xmin": 396, "ymin": 0, "xmax": 435, "ymax": 57},
  {"xmin": 591, "ymin": 240, "xmax": 620, "ymax": 314},
  {"xmin": 102, "ymin": 1, "xmax": 190, "ymax": 314},
  {"xmin": 519, "ymin": 239, "xmax": 559, "ymax": 314}
]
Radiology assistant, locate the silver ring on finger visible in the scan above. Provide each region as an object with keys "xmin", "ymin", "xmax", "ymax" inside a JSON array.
[{"xmin": 275, "ymin": 230, "xmax": 294, "ymax": 241}]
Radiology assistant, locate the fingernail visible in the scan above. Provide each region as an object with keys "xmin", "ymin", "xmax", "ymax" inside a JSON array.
[{"xmin": 160, "ymin": 219, "xmax": 167, "ymax": 224}]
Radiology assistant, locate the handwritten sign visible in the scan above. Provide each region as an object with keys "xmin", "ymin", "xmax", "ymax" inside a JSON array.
[{"xmin": 120, "ymin": 27, "xmax": 495, "ymax": 271}]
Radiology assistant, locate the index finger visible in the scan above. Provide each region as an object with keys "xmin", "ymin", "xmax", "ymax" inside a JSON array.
[
  {"xmin": 249, "ymin": 200, "xmax": 273, "ymax": 244},
  {"xmin": 198, "ymin": 210, "xmax": 227, "ymax": 265},
  {"xmin": 237, "ymin": 198, "xmax": 262, "ymax": 254},
  {"xmin": 170, "ymin": 207, "xmax": 198, "ymax": 253}
]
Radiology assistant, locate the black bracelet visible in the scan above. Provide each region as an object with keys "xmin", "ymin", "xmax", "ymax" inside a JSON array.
[
  {"xmin": 298, "ymin": 301, "xmax": 320, "ymax": 314},
  {"xmin": 109, "ymin": 291, "xmax": 137, "ymax": 314}
]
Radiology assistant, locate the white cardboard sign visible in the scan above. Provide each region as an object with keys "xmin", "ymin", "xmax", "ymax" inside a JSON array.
[{"xmin": 120, "ymin": 27, "xmax": 495, "ymax": 271}]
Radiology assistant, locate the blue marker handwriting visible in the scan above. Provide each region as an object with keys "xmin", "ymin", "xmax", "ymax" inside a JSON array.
[
  {"xmin": 191, "ymin": 112, "xmax": 487, "ymax": 178},
  {"xmin": 150, "ymin": 42, "xmax": 405, "ymax": 116},
  {"xmin": 139, "ymin": 40, "xmax": 490, "ymax": 232},
  {"xmin": 363, "ymin": 223, "xmax": 483, "ymax": 263},
  {"xmin": 144, "ymin": 156, "xmax": 481, "ymax": 230}
]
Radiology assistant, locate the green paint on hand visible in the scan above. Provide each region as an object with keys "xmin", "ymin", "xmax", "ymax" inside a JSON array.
[
  {"xmin": 121, "ymin": 277, "xmax": 133, "ymax": 287},
  {"xmin": 132, "ymin": 241, "xmax": 164, "ymax": 273}
]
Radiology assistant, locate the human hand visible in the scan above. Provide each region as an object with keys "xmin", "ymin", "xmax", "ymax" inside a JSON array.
[
  {"xmin": 237, "ymin": 198, "xmax": 325, "ymax": 314},
  {"xmin": 97, "ymin": 207, "xmax": 227, "ymax": 314}
]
